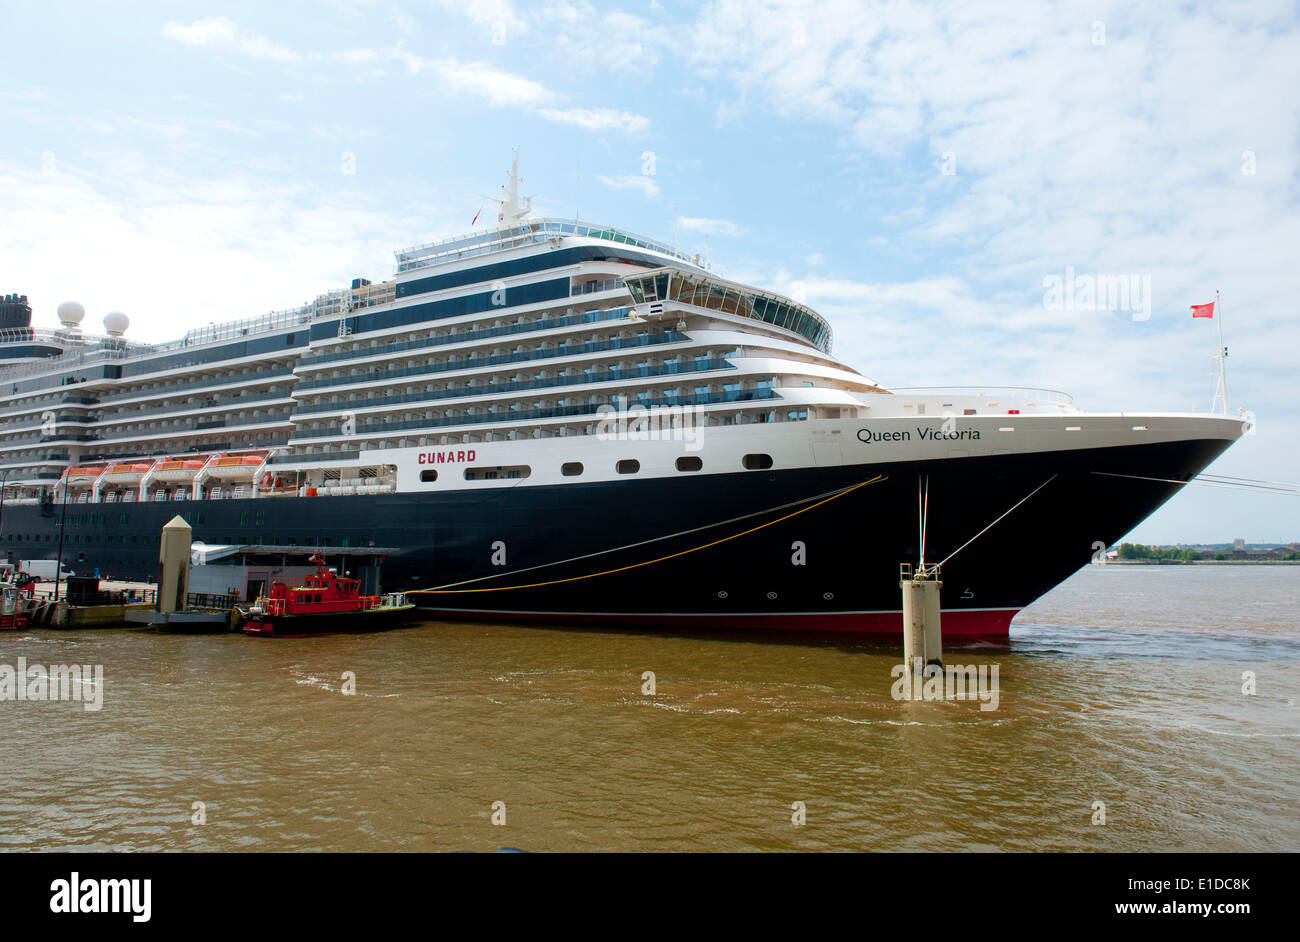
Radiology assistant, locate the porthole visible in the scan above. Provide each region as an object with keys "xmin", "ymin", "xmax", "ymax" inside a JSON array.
[
  {"xmin": 743, "ymin": 453, "xmax": 773, "ymax": 470},
  {"xmin": 420, "ymin": 469, "xmax": 438, "ymax": 483},
  {"xmin": 561, "ymin": 462, "xmax": 584, "ymax": 476},
  {"xmin": 675, "ymin": 456, "xmax": 703, "ymax": 472},
  {"xmin": 616, "ymin": 459, "xmax": 640, "ymax": 474}
]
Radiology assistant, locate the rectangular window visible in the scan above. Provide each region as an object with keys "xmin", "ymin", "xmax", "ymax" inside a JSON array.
[{"xmin": 464, "ymin": 465, "xmax": 530, "ymax": 481}]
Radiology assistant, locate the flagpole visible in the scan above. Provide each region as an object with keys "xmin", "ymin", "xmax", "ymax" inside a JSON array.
[{"xmin": 1215, "ymin": 289, "xmax": 1227, "ymax": 414}]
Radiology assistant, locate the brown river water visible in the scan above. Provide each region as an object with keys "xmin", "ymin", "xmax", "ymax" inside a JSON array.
[{"xmin": 1, "ymin": 564, "xmax": 1296, "ymax": 852}]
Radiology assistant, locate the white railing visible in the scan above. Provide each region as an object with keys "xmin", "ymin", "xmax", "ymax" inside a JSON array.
[
  {"xmin": 396, "ymin": 219, "xmax": 696, "ymax": 272},
  {"xmin": 888, "ymin": 386, "xmax": 1075, "ymax": 406}
]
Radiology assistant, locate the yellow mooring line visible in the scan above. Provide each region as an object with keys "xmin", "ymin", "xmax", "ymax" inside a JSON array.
[{"xmin": 409, "ymin": 473, "xmax": 886, "ymax": 595}]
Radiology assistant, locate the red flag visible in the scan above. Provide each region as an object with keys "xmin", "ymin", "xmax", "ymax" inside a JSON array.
[
  {"xmin": 471, "ymin": 207, "xmax": 481, "ymax": 225},
  {"xmin": 1191, "ymin": 301, "xmax": 1215, "ymax": 318}
]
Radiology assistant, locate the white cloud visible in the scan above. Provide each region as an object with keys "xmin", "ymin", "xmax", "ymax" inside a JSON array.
[
  {"xmin": 426, "ymin": 57, "xmax": 552, "ymax": 107},
  {"xmin": 333, "ymin": 47, "xmax": 383, "ymax": 65},
  {"xmin": 161, "ymin": 16, "xmax": 302, "ymax": 63},
  {"xmin": 0, "ymin": 159, "xmax": 434, "ymax": 343},
  {"xmin": 537, "ymin": 107, "xmax": 649, "ymax": 133},
  {"xmin": 438, "ymin": 0, "xmax": 527, "ymax": 35},
  {"xmin": 539, "ymin": 3, "xmax": 668, "ymax": 73},
  {"xmin": 679, "ymin": 216, "xmax": 744, "ymax": 237},
  {"xmin": 685, "ymin": 2, "xmax": 1300, "ymax": 415},
  {"xmin": 599, "ymin": 173, "xmax": 661, "ymax": 199},
  {"xmin": 158, "ymin": 19, "xmax": 648, "ymax": 133}
]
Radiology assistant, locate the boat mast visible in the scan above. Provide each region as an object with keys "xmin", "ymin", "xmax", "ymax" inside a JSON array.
[{"xmin": 1211, "ymin": 289, "xmax": 1228, "ymax": 415}]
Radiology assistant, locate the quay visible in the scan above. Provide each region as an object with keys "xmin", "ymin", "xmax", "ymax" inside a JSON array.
[{"xmin": 3, "ymin": 513, "xmax": 401, "ymax": 633}]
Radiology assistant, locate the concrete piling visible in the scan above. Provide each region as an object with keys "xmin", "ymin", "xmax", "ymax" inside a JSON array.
[
  {"xmin": 157, "ymin": 515, "xmax": 192, "ymax": 614},
  {"xmin": 900, "ymin": 563, "xmax": 943, "ymax": 697}
]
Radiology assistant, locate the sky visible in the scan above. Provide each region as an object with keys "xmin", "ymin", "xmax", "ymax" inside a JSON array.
[{"xmin": 0, "ymin": 0, "xmax": 1297, "ymax": 543}]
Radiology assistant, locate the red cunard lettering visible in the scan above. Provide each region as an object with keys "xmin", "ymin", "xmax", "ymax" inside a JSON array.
[{"xmin": 417, "ymin": 449, "xmax": 477, "ymax": 465}]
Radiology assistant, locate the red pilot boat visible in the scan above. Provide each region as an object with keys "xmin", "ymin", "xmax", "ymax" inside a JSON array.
[{"xmin": 241, "ymin": 555, "xmax": 415, "ymax": 638}]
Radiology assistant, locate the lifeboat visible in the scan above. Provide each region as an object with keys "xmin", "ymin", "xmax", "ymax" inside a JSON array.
[
  {"xmin": 103, "ymin": 461, "xmax": 155, "ymax": 482},
  {"xmin": 208, "ymin": 452, "xmax": 267, "ymax": 481},
  {"xmin": 64, "ymin": 465, "xmax": 105, "ymax": 479},
  {"xmin": 152, "ymin": 457, "xmax": 208, "ymax": 482}
]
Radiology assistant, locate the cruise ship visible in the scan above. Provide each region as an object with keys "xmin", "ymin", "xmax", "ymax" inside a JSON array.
[{"xmin": 0, "ymin": 158, "xmax": 1244, "ymax": 636}]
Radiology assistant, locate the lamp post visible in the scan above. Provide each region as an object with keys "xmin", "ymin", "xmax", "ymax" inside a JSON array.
[{"xmin": 53, "ymin": 474, "xmax": 69, "ymax": 602}]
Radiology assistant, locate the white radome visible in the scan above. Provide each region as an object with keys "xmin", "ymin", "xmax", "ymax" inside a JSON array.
[
  {"xmin": 56, "ymin": 300, "xmax": 86, "ymax": 328},
  {"xmin": 103, "ymin": 311, "xmax": 130, "ymax": 336}
]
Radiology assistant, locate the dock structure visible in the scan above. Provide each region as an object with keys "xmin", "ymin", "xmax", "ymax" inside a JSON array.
[
  {"xmin": 124, "ymin": 608, "xmax": 231, "ymax": 632},
  {"xmin": 125, "ymin": 514, "xmax": 230, "ymax": 632},
  {"xmin": 126, "ymin": 540, "xmax": 400, "ymax": 632},
  {"xmin": 187, "ymin": 543, "xmax": 401, "ymax": 600}
]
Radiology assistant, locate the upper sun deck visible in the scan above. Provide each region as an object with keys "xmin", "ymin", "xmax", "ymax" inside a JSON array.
[{"xmin": 394, "ymin": 218, "xmax": 702, "ymax": 275}]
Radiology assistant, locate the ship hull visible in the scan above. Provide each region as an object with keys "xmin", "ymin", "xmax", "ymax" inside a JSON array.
[
  {"xmin": 0, "ymin": 437, "xmax": 1231, "ymax": 638},
  {"xmin": 242, "ymin": 605, "xmax": 413, "ymax": 638}
]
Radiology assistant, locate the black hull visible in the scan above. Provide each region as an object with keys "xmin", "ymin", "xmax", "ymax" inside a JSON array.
[{"xmin": 1, "ymin": 438, "xmax": 1231, "ymax": 636}]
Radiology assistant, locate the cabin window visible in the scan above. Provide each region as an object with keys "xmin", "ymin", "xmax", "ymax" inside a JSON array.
[
  {"xmin": 616, "ymin": 459, "xmax": 640, "ymax": 474},
  {"xmin": 676, "ymin": 456, "xmax": 703, "ymax": 472},
  {"xmin": 561, "ymin": 462, "xmax": 584, "ymax": 476},
  {"xmin": 743, "ymin": 453, "xmax": 773, "ymax": 470},
  {"xmin": 420, "ymin": 469, "xmax": 438, "ymax": 483},
  {"xmin": 464, "ymin": 465, "xmax": 531, "ymax": 481}
]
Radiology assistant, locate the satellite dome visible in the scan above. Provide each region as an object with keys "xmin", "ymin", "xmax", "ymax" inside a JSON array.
[
  {"xmin": 103, "ymin": 311, "xmax": 129, "ymax": 336},
  {"xmin": 56, "ymin": 300, "xmax": 86, "ymax": 328}
]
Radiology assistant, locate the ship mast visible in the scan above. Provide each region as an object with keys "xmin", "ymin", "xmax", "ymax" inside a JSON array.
[{"xmin": 487, "ymin": 150, "xmax": 535, "ymax": 227}]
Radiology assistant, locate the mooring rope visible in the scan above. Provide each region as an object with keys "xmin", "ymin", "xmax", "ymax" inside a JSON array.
[
  {"xmin": 1093, "ymin": 470, "xmax": 1298, "ymax": 496},
  {"xmin": 935, "ymin": 474, "xmax": 1059, "ymax": 569},
  {"xmin": 410, "ymin": 474, "xmax": 887, "ymax": 595}
]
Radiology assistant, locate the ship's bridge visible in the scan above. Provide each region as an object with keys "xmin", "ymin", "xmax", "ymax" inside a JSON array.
[{"xmin": 622, "ymin": 267, "xmax": 833, "ymax": 354}]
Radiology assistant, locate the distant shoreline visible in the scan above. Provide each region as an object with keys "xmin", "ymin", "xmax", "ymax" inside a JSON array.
[{"xmin": 1105, "ymin": 559, "xmax": 1300, "ymax": 566}]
